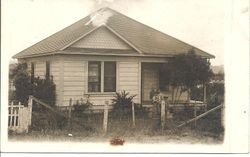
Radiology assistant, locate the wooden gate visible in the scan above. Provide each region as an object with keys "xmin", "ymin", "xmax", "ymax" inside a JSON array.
[{"xmin": 8, "ymin": 97, "xmax": 33, "ymax": 133}]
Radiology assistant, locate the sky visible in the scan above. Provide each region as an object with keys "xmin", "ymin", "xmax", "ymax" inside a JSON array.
[{"xmin": 1, "ymin": 0, "xmax": 248, "ymax": 65}]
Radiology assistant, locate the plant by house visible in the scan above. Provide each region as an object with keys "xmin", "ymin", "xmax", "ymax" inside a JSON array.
[
  {"xmin": 10, "ymin": 63, "xmax": 33, "ymax": 104},
  {"xmin": 10, "ymin": 63, "xmax": 56, "ymax": 106},
  {"xmin": 72, "ymin": 98, "xmax": 92, "ymax": 117},
  {"xmin": 32, "ymin": 77, "xmax": 56, "ymax": 106},
  {"xmin": 111, "ymin": 90, "xmax": 136, "ymax": 120}
]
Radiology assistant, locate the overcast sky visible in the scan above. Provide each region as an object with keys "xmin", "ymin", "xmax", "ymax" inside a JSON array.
[{"xmin": 2, "ymin": 0, "xmax": 248, "ymax": 65}]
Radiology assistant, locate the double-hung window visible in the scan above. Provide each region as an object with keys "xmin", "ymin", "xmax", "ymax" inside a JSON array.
[{"xmin": 88, "ymin": 61, "xmax": 116, "ymax": 93}]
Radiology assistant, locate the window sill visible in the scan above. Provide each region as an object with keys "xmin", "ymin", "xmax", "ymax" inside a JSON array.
[{"xmin": 84, "ymin": 92, "xmax": 116, "ymax": 96}]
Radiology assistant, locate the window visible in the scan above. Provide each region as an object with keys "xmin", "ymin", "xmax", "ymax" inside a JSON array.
[
  {"xmin": 88, "ymin": 61, "xmax": 101, "ymax": 92},
  {"xmin": 104, "ymin": 62, "xmax": 116, "ymax": 92},
  {"xmin": 46, "ymin": 61, "xmax": 50, "ymax": 80},
  {"xmin": 31, "ymin": 62, "xmax": 35, "ymax": 83},
  {"xmin": 88, "ymin": 61, "xmax": 116, "ymax": 93}
]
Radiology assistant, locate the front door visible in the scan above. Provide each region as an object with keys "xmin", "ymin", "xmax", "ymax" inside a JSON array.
[{"xmin": 141, "ymin": 63, "xmax": 159, "ymax": 104}]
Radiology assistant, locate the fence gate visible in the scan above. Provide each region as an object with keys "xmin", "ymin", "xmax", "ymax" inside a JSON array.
[{"xmin": 8, "ymin": 98, "xmax": 33, "ymax": 133}]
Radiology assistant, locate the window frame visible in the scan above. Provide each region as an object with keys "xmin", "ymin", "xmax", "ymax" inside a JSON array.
[{"xmin": 87, "ymin": 61, "xmax": 117, "ymax": 93}]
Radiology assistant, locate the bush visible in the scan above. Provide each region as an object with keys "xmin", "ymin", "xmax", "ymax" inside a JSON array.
[
  {"xmin": 10, "ymin": 63, "xmax": 33, "ymax": 104},
  {"xmin": 32, "ymin": 77, "xmax": 56, "ymax": 106},
  {"xmin": 72, "ymin": 99, "xmax": 92, "ymax": 117},
  {"xmin": 111, "ymin": 91, "xmax": 136, "ymax": 120},
  {"xmin": 10, "ymin": 63, "xmax": 56, "ymax": 107}
]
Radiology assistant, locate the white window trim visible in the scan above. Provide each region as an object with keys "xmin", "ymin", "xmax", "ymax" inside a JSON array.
[{"xmin": 86, "ymin": 61, "xmax": 117, "ymax": 94}]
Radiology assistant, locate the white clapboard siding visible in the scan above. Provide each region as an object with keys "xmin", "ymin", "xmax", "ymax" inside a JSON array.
[
  {"xmin": 26, "ymin": 60, "xmax": 62, "ymax": 105},
  {"xmin": 87, "ymin": 95, "xmax": 115, "ymax": 105},
  {"xmin": 51, "ymin": 61, "xmax": 62, "ymax": 105},
  {"xmin": 64, "ymin": 81, "xmax": 85, "ymax": 86},
  {"xmin": 34, "ymin": 62, "xmax": 45, "ymax": 78},
  {"xmin": 118, "ymin": 61, "xmax": 140, "ymax": 103},
  {"xmin": 62, "ymin": 61, "xmax": 86, "ymax": 106},
  {"xmin": 62, "ymin": 95, "xmax": 115, "ymax": 105}
]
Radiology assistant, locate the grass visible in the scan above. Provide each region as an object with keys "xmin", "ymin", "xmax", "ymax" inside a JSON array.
[{"xmin": 8, "ymin": 109, "xmax": 224, "ymax": 144}]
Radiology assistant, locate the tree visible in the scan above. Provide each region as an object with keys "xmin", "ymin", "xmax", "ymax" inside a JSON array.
[
  {"xmin": 10, "ymin": 62, "xmax": 56, "ymax": 106},
  {"xmin": 10, "ymin": 63, "xmax": 33, "ymax": 104},
  {"xmin": 161, "ymin": 49, "xmax": 213, "ymax": 103}
]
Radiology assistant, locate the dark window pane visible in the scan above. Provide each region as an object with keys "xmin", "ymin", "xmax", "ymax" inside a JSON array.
[
  {"xmin": 31, "ymin": 62, "xmax": 35, "ymax": 83},
  {"xmin": 159, "ymin": 65, "xmax": 171, "ymax": 91},
  {"xmin": 104, "ymin": 62, "xmax": 116, "ymax": 92},
  {"xmin": 8, "ymin": 116, "xmax": 11, "ymax": 126},
  {"xmin": 88, "ymin": 61, "xmax": 101, "ymax": 92},
  {"xmin": 15, "ymin": 116, "xmax": 18, "ymax": 126},
  {"xmin": 46, "ymin": 61, "xmax": 50, "ymax": 80}
]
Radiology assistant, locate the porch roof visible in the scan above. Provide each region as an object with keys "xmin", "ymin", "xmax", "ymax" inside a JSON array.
[{"xmin": 13, "ymin": 7, "xmax": 215, "ymax": 59}]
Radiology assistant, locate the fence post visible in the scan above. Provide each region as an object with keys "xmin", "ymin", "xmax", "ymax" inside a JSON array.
[
  {"xmin": 203, "ymin": 83, "xmax": 207, "ymax": 102},
  {"xmin": 17, "ymin": 102, "xmax": 21, "ymax": 126},
  {"xmin": 103, "ymin": 101, "xmax": 109, "ymax": 134},
  {"xmin": 221, "ymin": 102, "xmax": 225, "ymax": 129},
  {"xmin": 28, "ymin": 96, "xmax": 33, "ymax": 126},
  {"xmin": 161, "ymin": 99, "xmax": 166, "ymax": 131},
  {"xmin": 68, "ymin": 98, "xmax": 72, "ymax": 131},
  {"xmin": 194, "ymin": 107, "xmax": 197, "ymax": 128},
  {"xmin": 9, "ymin": 102, "xmax": 14, "ymax": 127},
  {"xmin": 13, "ymin": 103, "xmax": 17, "ymax": 127},
  {"xmin": 132, "ymin": 102, "xmax": 135, "ymax": 128}
]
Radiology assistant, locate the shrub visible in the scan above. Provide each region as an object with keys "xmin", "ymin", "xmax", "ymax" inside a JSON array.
[
  {"xmin": 72, "ymin": 99, "xmax": 92, "ymax": 117},
  {"xmin": 11, "ymin": 63, "xmax": 33, "ymax": 104},
  {"xmin": 111, "ymin": 91, "xmax": 136, "ymax": 120},
  {"xmin": 10, "ymin": 63, "xmax": 56, "ymax": 107},
  {"xmin": 32, "ymin": 77, "xmax": 56, "ymax": 106}
]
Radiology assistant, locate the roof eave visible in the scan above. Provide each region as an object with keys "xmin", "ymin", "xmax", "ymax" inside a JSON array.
[{"xmin": 13, "ymin": 50, "xmax": 215, "ymax": 59}]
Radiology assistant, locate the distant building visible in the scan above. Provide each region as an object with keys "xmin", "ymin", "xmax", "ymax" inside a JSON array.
[{"xmin": 211, "ymin": 65, "xmax": 224, "ymax": 84}]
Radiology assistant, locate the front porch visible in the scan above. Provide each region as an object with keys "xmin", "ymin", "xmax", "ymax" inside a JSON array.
[{"xmin": 141, "ymin": 62, "xmax": 207, "ymax": 113}]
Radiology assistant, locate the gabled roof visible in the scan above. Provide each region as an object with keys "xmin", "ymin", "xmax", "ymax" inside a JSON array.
[{"xmin": 13, "ymin": 7, "xmax": 215, "ymax": 59}]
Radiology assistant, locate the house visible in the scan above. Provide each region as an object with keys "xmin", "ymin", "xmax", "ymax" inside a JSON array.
[{"xmin": 13, "ymin": 8, "xmax": 214, "ymax": 110}]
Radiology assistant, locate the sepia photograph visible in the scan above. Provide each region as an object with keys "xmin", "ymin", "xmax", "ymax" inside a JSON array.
[{"xmin": 1, "ymin": 0, "xmax": 249, "ymax": 154}]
